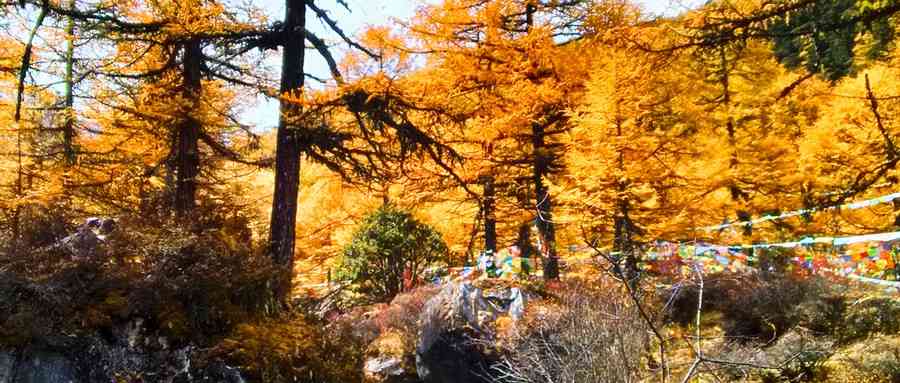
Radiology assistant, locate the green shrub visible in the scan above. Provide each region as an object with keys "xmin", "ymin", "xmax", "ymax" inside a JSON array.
[{"xmin": 338, "ymin": 204, "xmax": 448, "ymax": 302}]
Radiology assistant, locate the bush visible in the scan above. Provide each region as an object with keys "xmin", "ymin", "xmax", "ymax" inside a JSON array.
[
  {"xmin": 797, "ymin": 293, "xmax": 900, "ymax": 345},
  {"xmin": 491, "ymin": 278, "xmax": 648, "ymax": 383},
  {"xmin": 0, "ymin": 212, "xmax": 273, "ymax": 347},
  {"xmin": 841, "ymin": 297, "xmax": 900, "ymax": 343},
  {"xmin": 665, "ymin": 273, "xmax": 823, "ymax": 341},
  {"xmin": 829, "ymin": 335, "xmax": 900, "ymax": 383},
  {"xmin": 218, "ymin": 286, "xmax": 443, "ymax": 383},
  {"xmin": 338, "ymin": 204, "xmax": 448, "ymax": 302},
  {"xmin": 211, "ymin": 314, "xmax": 367, "ymax": 383},
  {"xmin": 1, "ymin": 203, "xmax": 76, "ymax": 251},
  {"xmin": 323, "ymin": 286, "xmax": 442, "ymax": 375},
  {"xmin": 802, "ymin": 294, "xmax": 848, "ymax": 340}
]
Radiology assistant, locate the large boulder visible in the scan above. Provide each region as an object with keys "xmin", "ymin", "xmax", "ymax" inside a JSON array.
[
  {"xmin": 415, "ymin": 281, "xmax": 526, "ymax": 383},
  {"xmin": 57, "ymin": 218, "xmax": 116, "ymax": 259},
  {"xmin": 0, "ymin": 319, "xmax": 244, "ymax": 383},
  {"xmin": 364, "ymin": 356, "xmax": 405, "ymax": 382},
  {"xmin": 0, "ymin": 353, "xmax": 12, "ymax": 383},
  {"xmin": 0, "ymin": 349, "xmax": 77, "ymax": 383},
  {"xmin": 364, "ymin": 330, "xmax": 417, "ymax": 383}
]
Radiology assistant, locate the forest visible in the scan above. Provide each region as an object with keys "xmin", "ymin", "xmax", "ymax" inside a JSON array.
[{"xmin": 3, "ymin": 0, "xmax": 900, "ymax": 382}]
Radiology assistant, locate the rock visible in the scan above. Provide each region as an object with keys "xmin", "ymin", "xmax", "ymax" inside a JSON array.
[
  {"xmin": 15, "ymin": 351, "xmax": 77, "ymax": 383},
  {"xmin": 364, "ymin": 357, "xmax": 404, "ymax": 380},
  {"xmin": 508, "ymin": 288, "xmax": 525, "ymax": 320},
  {"xmin": 0, "ymin": 349, "xmax": 77, "ymax": 383},
  {"xmin": 59, "ymin": 226, "xmax": 100, "ymax": 259},
  {"xmin": 98, "ymin": 219, "xmax": 116, "ymax": 237},
  {"xmin": 0, "ymin": 352, "xmax": 14, "ymax": 383},
  {"xmin": 56, "ymin": 218, "xmax": 117, "ymax": 258},
  {"xmin": 415, "ymin": 281, "xmax": 527, "ymax": 383},
  {"xmin": 364, "ymin": 330, "xmax": 416, "ymax": 383},
  {"xmin": 179, "ymin": 360, "xmax": 246, "ymax": 383},
  {"xmin": 0, "ymin": 318, "xmax": 245, "ymax": 383}
]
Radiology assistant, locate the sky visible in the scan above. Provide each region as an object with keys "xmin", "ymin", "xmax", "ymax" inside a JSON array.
[{"xmin": 241, "ymin": 0, "xmax": 704, "ymax": 129}]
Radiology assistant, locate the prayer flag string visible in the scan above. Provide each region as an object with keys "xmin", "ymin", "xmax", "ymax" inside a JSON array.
[{"xmin": 700, "ymin": 191, "xmax": 900, "ymax": 231}]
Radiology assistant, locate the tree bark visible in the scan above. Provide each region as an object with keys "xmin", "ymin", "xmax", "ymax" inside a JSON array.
[
  {"xmin": 614, "ymin": 203, "xmax": 639, "ymax": 283},
  {"xmin": 62, "ymin": 0, "xmax": 76, "ymax": 168},
  {"xmin": 174, "ymin": 38, "xmax": 202, "ymax": 218},
  {"xmin": 612, "ymin": 112, "xmax": 638, "ymax": 282},
  {"xmin": 515, "ymin": 222, "xmax": 533, "ymax": 258},
  {"xmin": 483, "ymin": 175, "xmax": 497, "ymax": 256},
  {"xmin": 267, "ymin": 0, "xmax": 306, "ymax": 301},
  {"xmin": 522, "ymin": 2, "xmax": 559, "ymax": 280},
  {"xmin": 533, "ymin": 121, "xmax": 559, "ymax": 279},
  {"xmin": 12, "ymin": 2, "xmax": 48, "ymax": 248}
]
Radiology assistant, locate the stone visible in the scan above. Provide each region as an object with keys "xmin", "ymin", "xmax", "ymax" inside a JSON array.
[
  {"xmin": 173, "ymin": 359, "xmax": 246, "ymax": 383},
  {"xmin": 364, "ymin": 356, "xmax": 404, "ymax": 380},
  {"xmin": 0, "ymin": 352, "xmax": 14, "ymax": 383},
  {"xmin": 415, "ymin": 281, "xmax": 528, "ymax": 383},
  {"xmin": 364, "ymin": 330, "xmax": 417, "ymax": 383},
  {"xmin": 0, "ymin": 319, "xmax": 244, "ymax": 383},
  {"xmin": 13, "ymin": 350, "xmax": 77, "ymax": 383},
  {"xmin": 59, "ymin": 226, "xmax": 100, "ymax": 259},
  {"xmin": 56, "ymin": 217, "xmax": 118, "ymax": 258},
  {"xmin": 508, "ymin": 288, "xmax": 525, "ymax": 320}
]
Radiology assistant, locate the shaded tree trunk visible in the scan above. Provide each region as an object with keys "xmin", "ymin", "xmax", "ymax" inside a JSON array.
[
  {"xmin": 463, "ymin": 206, "xmax": 482, "ymax": 266},
  {"xmin": 268, "ymin": 0, "xmax": 307, "ymax": 301},
  {"xmin": 533, "ymin": 121, "xmax": 558, "ymax": 280},
  {"xmin": 515, "ymin": 222, "xmax": 533, "ymax": 258},
  {"xmin": 483, "ymin": 175, "xmax": 497, "ymax": 256},
  {"xmin": 174, "ymin": 39, "xmax": 202, "ymax": 218},
  {"xmin": 612, "ymin": 114, "xmax": 639, "ymax": 282},
  {"xmin": 11, "ymin": 3, "xmax": 48, "ymax": 249},
  {"xmin": 523, "ymin": 2, "xmax": 559, "ymax": 280},
  {"xmin": 614, "ymin": 203, "xmax": 639, "ymax": 284},
  {"xmin": 62, "ymin": 0, "xmax": 76, "ymax": 168},
  {"xmin": 716, "ymin": 46, "xmax": 755, "ymax": 261}
]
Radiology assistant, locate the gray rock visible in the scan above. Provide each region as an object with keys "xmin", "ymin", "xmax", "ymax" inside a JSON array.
[
  {"xmin": 179, "ymin": 360, "xmax": 245, "ymax": 383},
  {"xmin": 364, "ymin": 356, "xmax": 405, "ymax": 379},
  {"xmin": 56, "ymin": 217, "xmax": 118, "ymax": 258},
  {"xmin": 59, "ymin": 226, "xmax": 100, "ymax": 259},
  {"xmin": 508, "ymin": 288, "xmax": 525, "ymax": 320},
  {"xmin": 12, "ymin": 350, "xmax": 76, "ymax": 383},
  {"xmin": 0, "ymin": 352, "xmax": 14, "ymax": 383},
  {"xmin": 0, "ymin": 318, "xmax": 243, "ymax": 383},
  {"xmin": 98, "ymin": 219, "xmax": 116, "ymax": 236},
  {"xmin": 415, "ymin": 282, "xmax": 527, "ymax": 383}
]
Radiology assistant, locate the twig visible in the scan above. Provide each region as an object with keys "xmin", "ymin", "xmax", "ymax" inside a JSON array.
[{"xmin": 865, "ymin": 73, "xmax": 897, "ymax": 157}]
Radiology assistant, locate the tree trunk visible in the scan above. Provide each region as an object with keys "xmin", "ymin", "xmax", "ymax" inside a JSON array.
[
  {"xmin": 483, "ymin": 175, "xmax": 497, "ymax": 256},
  {"xmin": 515, "ymin": 222, "xmax": 533, "ymax": 258},
  {"xmin": 174, "ymin": 39, "xmax": 202, "ymax": 218},
  {"xmin": 268, "ymin": 0, "xmax": 307, "ymax": 302},
  {"xmin": 464, "ymin": 206, "xmax": 482, "ymax": 266},
  {"xmin": 522, "ymin": 2, "xmax": 558, "ymax": 280},
  {"xmin": 11, "ymin": 3, "xmax": 48, "ymax": 250},
  {"xmin": 614, "ymin": 203, "xmax": 639, "ymax": 283},
  {"xmin": 533, "ymin": 121, "xmax": 559, "ymax": 280},
  {"xmin": 62, "ymin": 0, "xmax": 76, "ymax": 168}
]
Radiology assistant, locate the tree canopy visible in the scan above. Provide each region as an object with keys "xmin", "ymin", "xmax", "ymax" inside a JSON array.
[{"xmin": 5, "ymin": 0, "xmax": 900, "ymax": 300}]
